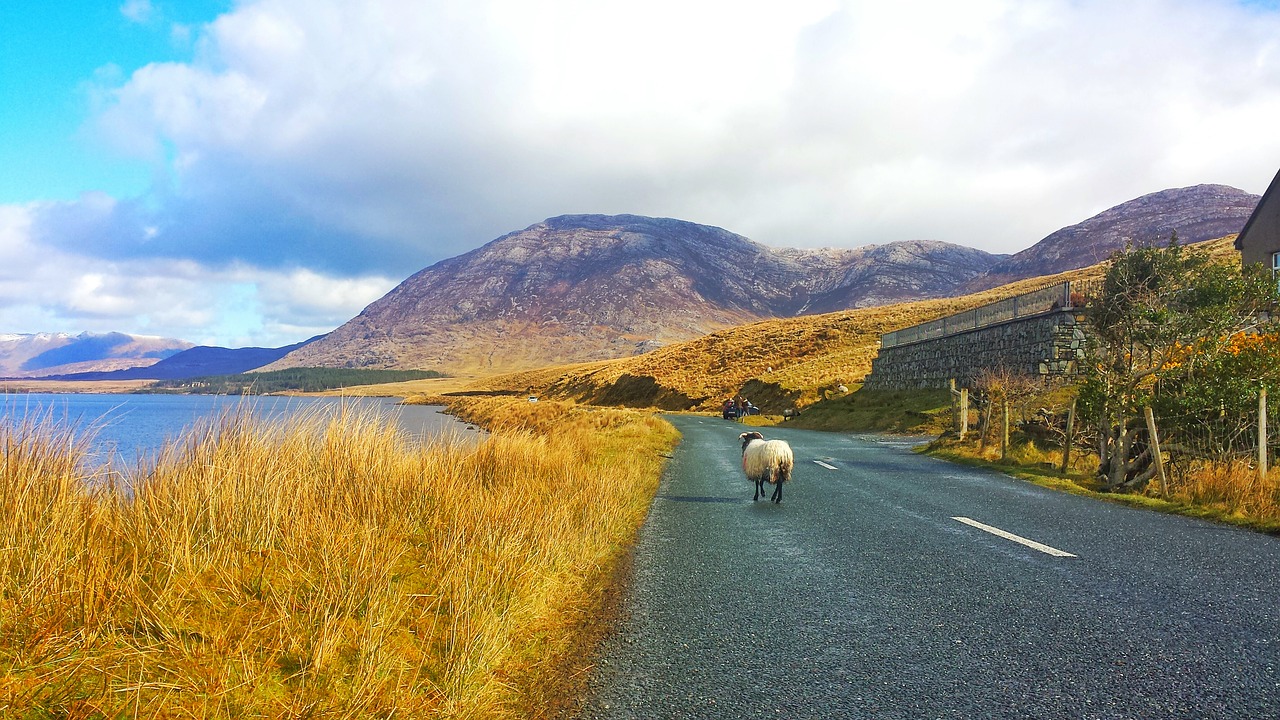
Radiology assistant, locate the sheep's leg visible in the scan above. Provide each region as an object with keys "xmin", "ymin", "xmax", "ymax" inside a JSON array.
[
  {"xmin": 772, "ymin": 480, "xmax": 782, "ymax": 503},
  {"xmin": 753, "ymin": 478, "xmax": 762, "ymax": 502}
]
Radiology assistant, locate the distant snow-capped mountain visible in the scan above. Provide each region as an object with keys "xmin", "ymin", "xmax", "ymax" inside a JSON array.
[{"xmin": 0, "ymin": 331, "xmax": 194, "ymax": 378}]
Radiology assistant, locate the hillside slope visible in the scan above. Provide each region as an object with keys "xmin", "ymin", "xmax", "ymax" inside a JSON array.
[{"xmin": 458, "ymin": 275, "xmax": 1102, "ymax": 411}]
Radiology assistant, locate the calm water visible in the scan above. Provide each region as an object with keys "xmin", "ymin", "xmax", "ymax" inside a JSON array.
[{"xmin": 0, "ymin": 393, "xmax": 481, "ymax": 468}]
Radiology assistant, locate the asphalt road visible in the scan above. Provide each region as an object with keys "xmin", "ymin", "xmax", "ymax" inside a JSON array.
[{"xmin": 581, "ymin": 415, "xmax": 1280, "ymax": 719}]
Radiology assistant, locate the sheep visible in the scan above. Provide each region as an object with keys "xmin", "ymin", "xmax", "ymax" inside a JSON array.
[{"xmin": 739, "ymin": 431, "xmax": 794, "ymax": 503}]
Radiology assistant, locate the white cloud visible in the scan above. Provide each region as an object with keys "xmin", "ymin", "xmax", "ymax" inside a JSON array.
[
  {"xmin": 0, "ymin": 203, "xmax": 396, "ymax": 346},
  {"xmin": 11, "ymin": 0, "xmax": 1280, "ymax": 344},
  {"xmin": 170, "ymin": 23, "xmax": 193, "ymax": 46},
  {"xmin": 260, "ymin": 269, "xmax": 395, "ymax": 317},
  {"xmin": 77, "ymin": 0, "xmax": 1280, "ymax": 266},
  {"xmin": 120, "ymin": 0, "xmax": 154, "ymax": 24},
  {"xmin": 0, "ymin": 204, "xmax": 35, "ymax": 262}
]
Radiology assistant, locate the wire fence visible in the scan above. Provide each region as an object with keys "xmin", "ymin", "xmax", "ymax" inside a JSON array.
[
  {"xmin": 953, "ymin": 386, "xmax": 1278, "ymax": 485},
  {"xmin": 1156, "ymin": 399, "xmax": 1277, "ymax": 476}
]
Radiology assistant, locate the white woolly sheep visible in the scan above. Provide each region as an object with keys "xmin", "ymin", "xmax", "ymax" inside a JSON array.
[{"xmin": 739, "ymin": 431, "xmax": 794, "ymax": 503}]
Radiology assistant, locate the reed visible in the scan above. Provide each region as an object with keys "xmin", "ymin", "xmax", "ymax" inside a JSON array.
[{"xmin": 0, "ymin": 399, "xmax": 676, "ymax": 717}]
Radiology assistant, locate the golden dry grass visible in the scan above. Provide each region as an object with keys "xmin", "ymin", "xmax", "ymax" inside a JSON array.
[
  {"xmin": 0, "ymin": 399, "xmax": 676, "ymax": 717},
  {"xmin": 932, "ymin": 434, "xmax": 1280, "ymax": 533},
  {"xmin": 1167, "ymin": 460, "xmax": 1280, "ymax": 529}
]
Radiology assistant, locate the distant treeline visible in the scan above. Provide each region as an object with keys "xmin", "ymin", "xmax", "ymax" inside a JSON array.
[{"xmin": 145, "ymin": 368, "xmax": 446, "ymax": 394}]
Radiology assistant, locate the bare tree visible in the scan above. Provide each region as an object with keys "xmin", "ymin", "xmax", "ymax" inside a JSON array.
[{"xmin": 971, "ymin": 366, "xmax": 1039, "ymax": 455}]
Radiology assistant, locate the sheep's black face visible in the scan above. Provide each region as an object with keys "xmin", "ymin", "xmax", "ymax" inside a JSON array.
[{"xmin": 739, "ymin": 431, "xmax": 765, "ymax": 453}]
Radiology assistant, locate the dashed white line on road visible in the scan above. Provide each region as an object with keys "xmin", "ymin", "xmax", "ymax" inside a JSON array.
[
  {"xmin": 951, "ymin": 516, "xmax": 1077, "ymax": 558},
  {"xmin": 813, "ymin": 460, "xmax": 838, "ymax": 470}
]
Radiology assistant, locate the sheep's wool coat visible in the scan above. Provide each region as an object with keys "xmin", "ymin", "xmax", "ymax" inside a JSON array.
[{"xmin": 742, "ymin": 439, "xmax": 794, "ymax": 485}]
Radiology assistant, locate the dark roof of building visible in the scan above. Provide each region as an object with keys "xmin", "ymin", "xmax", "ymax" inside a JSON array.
[{"xmin": 1236, "ymin": 166, "xmax": 1280, "ymax": 250}]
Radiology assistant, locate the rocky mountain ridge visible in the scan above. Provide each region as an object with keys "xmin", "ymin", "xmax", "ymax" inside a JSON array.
[
  {"xmin": 11, "ymin": 184, "xmax": 1259, "ymax": 379},
  {"xmin": 269, "ymin": 215, "xmax": 1005, "ymax": 372},
  {"xmin": 962, "ymin": 184, "xmax": 1258, "ymax": 291}
]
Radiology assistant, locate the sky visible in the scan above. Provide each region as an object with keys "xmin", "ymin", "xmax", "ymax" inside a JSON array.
[{"xmin": 3, "ymin": 0, "xmax": 1280, "ymax": 349}]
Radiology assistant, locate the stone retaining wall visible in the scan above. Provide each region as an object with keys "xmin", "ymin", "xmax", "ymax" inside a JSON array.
[{"xmin": 863, "ymin": 310, "xmax": 1085, "ymax": 389}]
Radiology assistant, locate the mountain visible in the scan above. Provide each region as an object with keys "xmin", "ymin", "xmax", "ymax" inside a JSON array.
[
  {"xmin": 42, "ymin": 338, "xmax": 318, "ymax": 381},
  {"xmin": 0, "ymin": 332, "xmax": 193, "ymax": 378},
  {"xmin": 961, "ymin": 184, "xmax": 1258, "ymax": 292},
  {"xmin": 262, "ymin": 184, "xmax": 1265, "ymax": 375},
  {"xmin": 268, "ymin": 215, "xmax": 1005, "ymax": 373}
]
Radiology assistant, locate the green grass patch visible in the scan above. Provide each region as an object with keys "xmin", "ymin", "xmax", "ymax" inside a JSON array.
[{"xmin": 782, "ymin": 386, "xmax": 952, "ymax": 434}]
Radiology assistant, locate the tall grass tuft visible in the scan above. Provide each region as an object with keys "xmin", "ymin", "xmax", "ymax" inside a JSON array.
[
  {"xmin": 1169, "ymin": 460, "xmax": 1280, "ymax": 525},
  {"xmin": 1, "ymin": 399, "xmax": 676, "ymax": 717}
]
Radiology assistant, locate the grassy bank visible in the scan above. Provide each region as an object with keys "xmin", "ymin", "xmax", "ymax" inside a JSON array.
[{"xmin": 0, "ymin": 398, "xmax": 677, "ymax": 717}]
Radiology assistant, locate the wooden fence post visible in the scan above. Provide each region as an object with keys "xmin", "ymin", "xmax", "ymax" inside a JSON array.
[
  {"xmin": 1060, "ymin": 398, "xmax": 1076, "ymax": 474},
  {"xmin": 1260, "ymin": 387, "xmax": 1269, "ymax": 480},
  {"xmin": 1001, "ymin": 399, "xmax": 1009, "ymax": 461},
  {"xmin": 950, "ymin": 379, "xmax": 970, "ymax": 441},
  {"xmin": 1144, "ymin": 406, "xmax": 1168, "ymax": 498},
  {"xmin": 950, "ymin": 379, "xmax": 959, "ymax": 435}
]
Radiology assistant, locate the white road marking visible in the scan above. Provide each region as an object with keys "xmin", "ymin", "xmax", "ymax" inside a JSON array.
[
  {"xmin": 813, "ymin": 460, "xmax": 838, "ymax": 470},
  {"xmin": 951, "ymin": 517, "xmax": 1077, "ymax": 558}
]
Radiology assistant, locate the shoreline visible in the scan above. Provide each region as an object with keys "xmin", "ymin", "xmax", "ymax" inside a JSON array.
[{"xmin": 0, "ymin": 379, "xmax": 155, "ymax": 394}]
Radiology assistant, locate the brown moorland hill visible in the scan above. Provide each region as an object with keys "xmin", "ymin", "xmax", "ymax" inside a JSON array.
[{"xmin": 447, "ymin": 236, "xmax": 1240, "ymax": 414}]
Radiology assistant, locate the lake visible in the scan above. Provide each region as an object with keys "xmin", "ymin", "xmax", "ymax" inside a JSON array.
[{"xmin": 0, "ymin": 393, "xmax": 481, "ymax": 468}]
